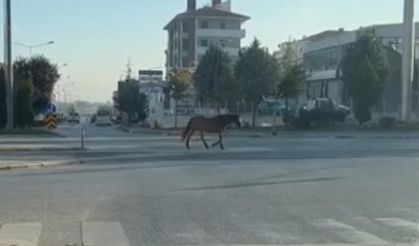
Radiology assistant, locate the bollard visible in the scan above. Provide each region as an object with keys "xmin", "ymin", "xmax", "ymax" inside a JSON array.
[{"xmin": 81, "ymin": 126, "xmax": 86, "ymax": 150}]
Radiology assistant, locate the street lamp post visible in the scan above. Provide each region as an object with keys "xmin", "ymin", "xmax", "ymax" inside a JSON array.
[
  {"xmin": 401, "ymin": 0, "xmax": 415, "ymax": 122},
  {"xmin": 4, "ymin": 0, "xmax": 13, "ymax": 129},
  {"xmin": 13, "ymin": 40, "xmax": 54, "ymax": 56}
]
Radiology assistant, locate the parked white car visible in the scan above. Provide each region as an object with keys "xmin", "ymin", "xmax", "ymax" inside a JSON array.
[{"xmin": 67, "ymin": 112, "xmax": 80, "ymax": 124}]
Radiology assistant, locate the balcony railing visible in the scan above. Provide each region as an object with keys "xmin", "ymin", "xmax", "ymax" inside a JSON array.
[{"xmin": 196, "ymin": 28, "xmax": 246, "ymax": 38}]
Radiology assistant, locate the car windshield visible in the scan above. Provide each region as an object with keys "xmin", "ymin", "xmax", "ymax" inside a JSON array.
[
  {"xmin": 0, "ymin": 1, "xmax": 418, "ymax": 245},
  {"xmin": 97, "ymin": 110, "xmax": 110, "ymax": 117}
]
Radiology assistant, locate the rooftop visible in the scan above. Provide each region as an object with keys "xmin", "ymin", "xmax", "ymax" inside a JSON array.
[
  {"xmin": 304, "ymin": 29, "xmax": 347, "ymax": 41},
  {"xmin": 164, "ymin": 7, "xmax": 250, "ymax": 30}
]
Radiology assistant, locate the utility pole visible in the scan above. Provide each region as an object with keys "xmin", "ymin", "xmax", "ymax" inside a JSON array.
[
  {"xmin": 4, "ymin": 0, "xmax": 13, "ymax": 129},
  {"xmin": 401, "ymin": 0, "xmax": 415, "ymax": 122}
]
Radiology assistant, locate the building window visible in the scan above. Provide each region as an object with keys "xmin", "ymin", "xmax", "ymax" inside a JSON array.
[
  {"xmin": 220, "ymin": 21, "xmax": 226, "ymax": 29},
  {"xmin": 200, "ymin": 39, "xmax": 209, "ymax": 47},
  {"xmin": 182, "ymin": 40, "xmax": 188, "ymax": 49},
  {"xmin": 200, "ymin": 20, "xmax": 208, "ymax": 29}
]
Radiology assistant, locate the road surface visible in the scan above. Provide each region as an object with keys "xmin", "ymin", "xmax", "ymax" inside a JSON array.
[{"xmin": 0, "ymin": 123, "xmax": 418, "ymax": 245}]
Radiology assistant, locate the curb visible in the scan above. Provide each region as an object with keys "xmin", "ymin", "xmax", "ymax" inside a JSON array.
[
  {"xmin": 0, "ymin": 147, "xmax": 83, "ymax": 153},
  {"xmin": 0, "ymin": 148, "xmax": 33, "ymax": 153},
  {"xmin": 0, "ymin": 159, "xmax": 81, "ymax": 171}
]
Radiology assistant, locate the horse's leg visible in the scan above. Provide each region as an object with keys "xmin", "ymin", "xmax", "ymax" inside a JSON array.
[
  {"xmin": 200, "ymin": 131, "xmax": 209, "ymax": 149},
  {"xmin": 219, "ymin": 133, "xmax": 225, "ymax": 150},
  {"xmin": 211, "ymin": 131, "xmax": 221, "ymax": 148},
  {"xmin": 212, "ymin": 139, "xmax": 220, "ymax": 148},
  {"xmin": 186, "ymin": 130, "xmax": 195, "ymax": 149}
]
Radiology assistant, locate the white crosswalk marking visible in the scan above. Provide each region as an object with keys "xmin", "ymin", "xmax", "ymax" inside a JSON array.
[
  {"xmin": 0, "ymin": 223, "xmax": 42, "ymax": 246},
  {"xmin": 82, "ymin": 222, "xmax": 130, "ymax": 246},
  {"xmin": 312, "ymin": 219, "xmax": 388, "ymax": 244},
  {"xmin": 376, "ymin": 218, "xmax": 419, "ymax": 232},
  {"xmin": 1, "ymin": 218, "xmax": 418, "ymax": 246}
]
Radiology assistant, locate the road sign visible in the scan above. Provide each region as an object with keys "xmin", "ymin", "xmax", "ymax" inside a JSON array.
[
  {"xmin": 41, "ymin": 103, "xmax": 57, "ymax": 114},
  {"xmin": 44, "ymin": 114, "xmax": 58, "ymax": 129}
]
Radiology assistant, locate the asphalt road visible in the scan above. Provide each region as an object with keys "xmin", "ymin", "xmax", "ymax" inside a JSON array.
[{"xmin": 0, "ymin": 124, "xmax": 418, "ymax": 246}]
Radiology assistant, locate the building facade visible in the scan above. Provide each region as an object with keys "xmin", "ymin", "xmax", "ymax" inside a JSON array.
[
  {"xmin": 137, "ymin": 69, "xmax": 170, "ymax": 114},
  {"xmin": 139, "ymin": 81, "xmax": 168, "ymax": 115},
  {"xmin": 283, "ymin": 23, "xmax": 419, "ymax": 112},
  {"xmin": 164, "ymin": 0, "xmax": 250, "ymax": 73},
  {"xmin": 138, "ymin": 70, "xmax": 164, "ymax": 84}
]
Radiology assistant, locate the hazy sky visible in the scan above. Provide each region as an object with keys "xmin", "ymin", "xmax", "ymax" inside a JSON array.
[{"xmin": 0, "ymin": 0, "xmax": 417, "ymax": 102}]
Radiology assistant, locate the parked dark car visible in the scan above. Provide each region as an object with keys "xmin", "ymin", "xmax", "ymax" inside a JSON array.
[{"xmin": 284, "ymin": 98, "xmax": 350, "ymax": 128}]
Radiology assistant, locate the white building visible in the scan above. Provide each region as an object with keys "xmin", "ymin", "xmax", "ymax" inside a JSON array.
[
  {"xmin": 138, "ymin": 70, "xmax": 164, "ymax": 84},
  {"xmin": 164, "ymin": 0, "xmax": 250, "ymax": 73},
  {"xmin": 139, "ymin": 81, "xmax": 167, "ymax": 115},
  {"xmin": 282, "ymin": 23, "xmax": 419, "ymax": 110}
]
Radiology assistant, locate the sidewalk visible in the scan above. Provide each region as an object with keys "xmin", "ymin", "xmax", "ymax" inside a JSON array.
[{"xmin": 0, "ymin": 159, "xmax": 80, "ymax": 171}]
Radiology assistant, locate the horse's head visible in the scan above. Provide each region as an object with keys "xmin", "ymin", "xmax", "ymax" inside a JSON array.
[{"xmin": 226, "ymin": 114, "xmax": 241, "ymax": 128}]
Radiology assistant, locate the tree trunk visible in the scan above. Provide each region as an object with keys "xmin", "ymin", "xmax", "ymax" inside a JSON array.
[
  {"xmin": 216, "ymin": 102, "xmax": 221, "ymax": 115},
  {"xmin": 285, "ymin": 97, "xmax": 289, "ymax": 110},
  {"xmin": 252, "ymin": 100, "xmax": 257, "ymax": 128},
  {"xmin": 174, "ymin": 99, "xmax": 178, "ymax": 128},
  {"xmin": 272, "ymin": 98, "xmax": 278, "ymax": 135}
]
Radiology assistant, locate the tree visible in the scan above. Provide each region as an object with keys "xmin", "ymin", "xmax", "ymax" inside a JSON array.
[
  {"xmin": 14, "ymin": 58, "xmax": 35, "ymax": 128},
  {"xmin": 0, "ymin": 57, "xmax": 60, "ymax": 129},
  {"xmin": 27, "ymin": 56, "xmax": 60, "ymax": 114},
  {"xmin": 0, "ymin": 67, "xmax": 6, "ymax": 129},
  {"xmin": 194, "ymin": 45, "xmax": 237, "ymax": 113},
  {"xmin": 115, "ymin": 76, "xmax": 149, "ymax": 125},
  {"xmin": 235, "ymin": 39, "xmax": 279, "ymax": 127},
  {"xmin": 168, "ymin": 69, "xmax": 192, "ymax": 127},
  {"xmin": 14, "ymin": 80, "xmax": 34, "ymax": 128},
  {"xmin": 342, "ymin": 32, "xmax": 389, "ymax": 125},
  {"xmin": 276, "ymin": 43, "xmax": 306, "ymax": 110}
]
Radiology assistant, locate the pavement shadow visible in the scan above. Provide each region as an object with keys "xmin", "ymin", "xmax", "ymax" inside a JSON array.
[{"xmin": 179, "ymin": 176, "xmax": 344, "ymax": 191}]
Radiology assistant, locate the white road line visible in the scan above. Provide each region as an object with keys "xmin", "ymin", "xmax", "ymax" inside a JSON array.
[
  {"xmin": 0, "ymin": 223, "xmax": 42, "ymax": 246},
  {"xmin": 376, "ymin": 218, "xmax": 419, "ymax": 232},
  {"xmin": 312, "ymin": 219, "xmax": 388, "ymax": 244},
  {"xmin": 180, "ymin": 244, "xmax": 416, "ymax": 246},
  {"xmin": 82, "ymin": 222, "xmax": 130, "ymax": 246}
]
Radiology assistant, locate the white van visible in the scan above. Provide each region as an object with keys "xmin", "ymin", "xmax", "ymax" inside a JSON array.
[{"xmin": 95, "ymin": 108, "xmax": 112, "ymax": 127}]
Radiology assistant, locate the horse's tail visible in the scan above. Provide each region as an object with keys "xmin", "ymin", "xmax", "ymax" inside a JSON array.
[{"xmin": 182, "ymin": 119, "xmax": 192, "ymax": 141}]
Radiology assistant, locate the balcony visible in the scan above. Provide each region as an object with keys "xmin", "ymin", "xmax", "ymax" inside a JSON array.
[
  {"xmin": 307, "ymin": 69, "xmax": 337, "ymax": 81},
  {"xmin": 197, "ymin": 46, "xmax": 240, "ymax": 56},
  {"xmin": 196, "ymin": 28, "xmax": 246, "ymax": 39}
]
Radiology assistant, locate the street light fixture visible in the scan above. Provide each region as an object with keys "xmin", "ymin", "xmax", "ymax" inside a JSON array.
[{"xmin": 13, "ymin": 40, "xmax": 55, "ymax": 56}]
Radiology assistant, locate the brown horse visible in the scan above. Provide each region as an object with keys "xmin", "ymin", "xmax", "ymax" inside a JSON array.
[{"xmin": 182, "ymin": 114, "xmax": 241, "ymax": 150}]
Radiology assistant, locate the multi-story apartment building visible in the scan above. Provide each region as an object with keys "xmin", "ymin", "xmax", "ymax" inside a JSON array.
[{"xmin": 164, "ymin": 0, "xmax": 250, "ymax": 73}]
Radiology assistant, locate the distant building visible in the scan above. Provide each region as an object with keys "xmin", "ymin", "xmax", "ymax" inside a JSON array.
[
  {"xmin": 139, "ymin": 81, "xmax": 169, "ymax": 115},
  {"xmin": 279, "ymin": 23, "xmax": 419, "ymax": 112},
  {"xmin": 137, "ymin": 69, "xmax": 170, "ymax": 114},
  {"xmin": 164, "ymin": 0, "xmax": 250, "ymax": 74},
  {"xmin": 303, "ymin": 29, "xmax": 356, "ymax": 105},
  {"xmin": 138, "ymin": 70, "xmax": 164, "ymax": 84},
  {"xmin": 164, "ymin": 0, "xmax": 249, "ymax": 113}
]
